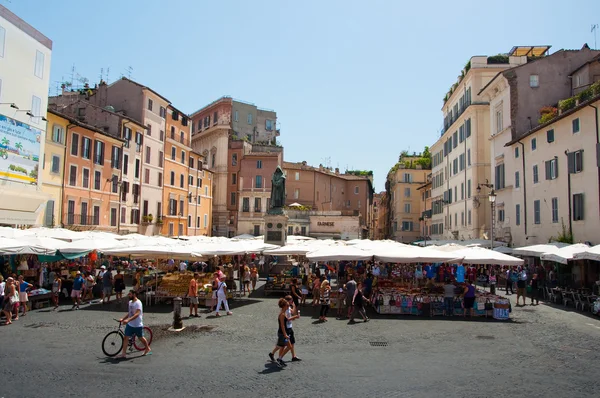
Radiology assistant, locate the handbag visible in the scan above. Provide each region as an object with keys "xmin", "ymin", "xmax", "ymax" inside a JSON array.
[
  {"xmin": 389, "ymin": 296, "xmax": 396, "ymax": 306},
  {"xmin": 395, "ymin": 295, "xmax": 401, "ymax": 307},
  {"xmin": 484, "ymin": 299, "xmax": 493, "ymax": 311}
]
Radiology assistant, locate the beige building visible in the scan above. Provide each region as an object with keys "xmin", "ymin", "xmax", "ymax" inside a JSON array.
[
  {"xmin": 39, "ymin": 111, "xmax": 67, "ymax": 227},
  {"xmin": 416, "ymin": 176, "xmax": 432, "ymax": 239},
  {"xmin": 429, "ymin": 53, "xmax": 528, "ymax": 241}
]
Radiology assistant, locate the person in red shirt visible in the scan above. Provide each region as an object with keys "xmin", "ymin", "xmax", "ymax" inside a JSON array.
[{"xmin": 438, "ymin": 264, "xmax": 446, "ymax": 282}]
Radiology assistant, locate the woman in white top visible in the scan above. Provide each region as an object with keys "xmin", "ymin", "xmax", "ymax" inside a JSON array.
[{"xmin": 214, "ymin": 278, "xmax": 232, "ymax": 317}]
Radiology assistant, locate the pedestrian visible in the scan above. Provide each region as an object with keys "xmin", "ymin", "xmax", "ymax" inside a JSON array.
[
  {"xmin": 269, "ymin": 295, "xmax": 301, "ymax": 366},
  {"xmin": 179, "ymin": 260, "xmax": 187, "ymax": 273},
  {"xmin": 462, "ymin": 280, "xmax": 476, "ymax": 318},
  {"xmin": 102, "ymin": 266, "xmax": 113, "ymax": 304},
  {"xmin": 345, "ymin": 276, "xmax": 357, "ymax": 320},
  {"xmin": 336, "ymin": 286, "xmax": 345, "ymax": 318},
  {"xmin": 84, "ymin": 272, "xmax": 95, "ymax": 302},
  {"xmin": 351, "ymin": 282, "xmax": 369, "ymax": 322},
  {"xmin": 530, "ymin": 273, "xmax": 540, "ymax": 305},
  {"xmin": 188, "ymin": 273, "xmax": 200, "ymax": 318},
  {"xmin": 319, "ymin": 280, "xmax": 331, "ymax": 321},
  {"xmin": 2, "ymin": 277, "xmax": 17, "ymax": 325},
  {"xmin": 505, "ymin": 267, "xmax": 514, "ymax": 295},
  {"xmin": 51, "ymin": 273, "xmax": 61, "ymax": 310},
  {"xmin": 114, "ymin": 269, "xmax": 125, "ymax": 302},
  {"xmin": 242, "ymin": 265, "xmax": 251, "ymax": 295},
  {"xmin": 211, "ymin": 272, "xmax": 220, "ymax": 312},
  {"xmin": 516, "ymin": 268, "xmax": 527, "ymax": 306},
  {"xmin": 71, "ymin": 271, "xmax": 84, "ymax": 310},
  {"xmin": 0, "ymin": 275, "xmax": 4, "ymax": 310},
  {"xmin": 117, "ymin": 290, "xmax": 151, "ymax": 358},
  {"xmin": 443, "ymin": 279, "xmax": 455, "ymax": 317},
  {"xmin": 270, "ymin": 298, "xmax": 293, "ymax": 368},
  {"xmin": 17, "ymin": 275, "xmax": 32, "ymax": 317},
  {"xmin": 214, "ymin": 277, "xmax": 232, "ymax": 317},
  {"xmin": 311, "ymin": 275, "xmax": 321, "ymax": 306},
  {"xmin": 250, "ymin": 264, "xmax": 258, "ymax": 292}
]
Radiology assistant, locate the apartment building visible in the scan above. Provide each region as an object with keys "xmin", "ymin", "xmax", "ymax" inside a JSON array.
[
  {"xmin": 40, "ymin": 111, "xmax": 67, "ymax": 227},
  {"xmin": 191, "ymin": 97, "xmax": 280, "ymax": 236},
  {"xmin": 388, "ymin": 163, "xmax": 429, "ymax": 243},
  {"xmin": 53, "ymin": 109, "xmax": 123, "ymax": 230},
  {"xmin": 429, "ymin": 52, "xmax": 528, "ymax": 241},
  {"xmin": 161, "ymin": 105, "xmax": 192, "ymax": 236},
  {"xmin": 481, "ymin": 45, "xmax": 600, "ymax": 246},
  {"xmin": 416, "ymin": 177, "xmax": 432, "ymax": 239},
  {"xmin": 187, "ymin": 151, "xmax": 213, "ymax": 236},
  {"xmin": 0, "ymin": 5, "xmax": 52, "ymax": 225}
]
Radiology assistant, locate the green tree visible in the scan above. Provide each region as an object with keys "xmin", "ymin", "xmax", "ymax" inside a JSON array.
[
  {"xmin": 1, "ymin": 137, "xmax": 9, "ymax": 146},
  {"xmin": 15, "ymin": 142, "xmax": 23, "ymax": 152}
]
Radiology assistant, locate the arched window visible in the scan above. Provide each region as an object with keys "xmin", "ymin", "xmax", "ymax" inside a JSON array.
[{"xmin": 232, "ymin": 153, "xmax": 237, "ymax": 166}]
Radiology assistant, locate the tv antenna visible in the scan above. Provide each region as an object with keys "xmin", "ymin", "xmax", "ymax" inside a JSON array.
[
  {"xmin": 592, "ymin": 24, "xmax": 599, "ymax": 49},
  {"xmin": 126, "ymin": 66, "xmax": 133, "ymax": 79}
]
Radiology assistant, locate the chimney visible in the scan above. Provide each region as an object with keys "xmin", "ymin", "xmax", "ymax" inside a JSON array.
[
  {"xmin": 319, "ymin": 164, "xmax": 323, "ymax": 171},
  {"xmin": 335, "ymin": 168, "xmax": 339, "ymax": 175},
  {"xmin": 302, "ymin": 160, "xmax": 307, "ymax": 166}
]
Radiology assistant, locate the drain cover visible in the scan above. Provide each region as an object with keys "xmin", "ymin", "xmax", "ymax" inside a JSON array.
[
  {"xmin": 369, "ymin": 341, "xmax": 389, "ymax": 347},
  {"xmin": 476, "ymin": 335, "xmax": 495, "ymax": 340}
]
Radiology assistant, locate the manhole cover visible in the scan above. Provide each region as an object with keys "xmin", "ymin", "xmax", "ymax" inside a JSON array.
[
  {"xmin": 476, "ymin": 335, "xmax": 495, "ymax": 340},
  {"xmin": 369, "ymin": 341, "xmax": 389, "ymax": 347}
]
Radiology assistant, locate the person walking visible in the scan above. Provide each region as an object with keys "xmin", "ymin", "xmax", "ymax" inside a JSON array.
[
  {"xmin": 188, "ymin": 273, "xmax": 200, "ymax": 318},
  {"xmin": 530, "ymin": 273, "xmax": 540, "ymax": 305},
  {"xmin": 336, "ymin": 286, "xmax": 345, "ymax": 319},
  {"xmin": 311, "ymin": 275, "xmax": 321, "ymax": 306},
  {"xmin": 214, "ymin": 277, "xmax": 232, "ymax": 317},
  {"xmin": 242, "ymin": 265, "xmax": 251, "ymax": 295},
  {"xmin": 0, "ymin": 275, "xmax": 4, "ymax": 310},
  {"xmin": 117, "ymin": 290, "xmax": 151, "ymax": 358},
  {"xmin": 505, "ymin": 267, "xmax": 514, "ymax": 295},
  {"xmin": 51, "ymin": 273, "xmax": 62, "ymax": 310},
  {"xmin": 516, "ymin": 268, "xmax": 527, "ymax": 306},
  {"xmin": 114, "ymin": 269, "xmax": 125, "ymax": 302},
  {"xmin": 17, "ymin": 275, "xmax": 32, "ymax": 317},
  {"xmin": 269, "ymin": 295, "xmax": 301, "ymax": 366},
  {"xmin": 290, "ymin": 278, "xmax": 302, "ymax": 309},
  {"xmin": 71, "ymin": 271, "xmax": 84, "ymax": 310},
  {"xmin": 2, "ymin": 277, "xmax": 17, "ymax": 325},
  {"xmin": 271, "ymin": 298, "xmax": 293, "ymax": 368},
  {"xmin": 351, "ymin": 282, "xmax": 369, "ymax": 322},
  {"xmin": 84, "ymin": 272, "xmax": 95, "ymax": 302},
  {"xmin": 250, "ymin": 264, "xmax": 258, "ymax": 292},
  {"xmin": 102, "ymin": 267, "xmax": 113, "ymax": 304},
  {"xmin": 443, "ymin": 279, "xmax": 455, "ymax": 317},
  {"xmin": 319, "ymin": 280, "xmax": 331, "ymax": 321},
  {"xmin": 462, "ymin": 280, "xmax": 476, "ymax": 318},
  {"xmin": 345, "ymin": 276, "xmax": 357, "ymax": 320}
]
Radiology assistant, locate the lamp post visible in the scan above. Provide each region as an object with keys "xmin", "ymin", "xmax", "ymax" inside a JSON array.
[{"xmin": 477, "ymin": 181, "xmax": 496, "ymax": 249}]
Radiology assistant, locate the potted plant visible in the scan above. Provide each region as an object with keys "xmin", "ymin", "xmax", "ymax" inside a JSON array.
[{"xmin": 155, "ymin": 217, "xmax": 163, "ymax": 226}]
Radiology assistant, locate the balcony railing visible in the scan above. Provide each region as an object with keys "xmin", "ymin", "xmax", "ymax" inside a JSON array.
[
  {"xmin": 168, "ymin": 132, "xmax": 191, "ymax": 147},
  {"xmin": 65, "ymin": 214, "xmax": 100, "ymax": 226},
  {"xmin": 441, "ymin": 100, "xmax": 472, "ymax": 135}
]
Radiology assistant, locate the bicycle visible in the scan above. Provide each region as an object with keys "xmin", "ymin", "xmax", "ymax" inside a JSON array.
[{"xmin": 102, "ymin": 319, "xmax": 153, "ymax": 357}]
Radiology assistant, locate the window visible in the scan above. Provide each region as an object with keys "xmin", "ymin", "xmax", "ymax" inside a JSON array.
[
  {"xmin": 213, "ymin": 111, "xmax": 218, "ymax": 125},
  {"xmin": 158, "ymin": 172, "xmax": 162, "ymax": 187},
  {"xmin": 254, "ymin": 197, "xmax": 262, "ymax": 212},
  {"xmin": 147, "ymin": 98, "xmax": 153, "ymax": 111},
  {"xmin": 160, "ymin": 130, "xmax": 164, "ymax": 142},
  {"xmin": 496, "ymin": 109, "xmax": 503, "ymax": 133},
  {"xmin": 530, "ymin": 75, "xmax": 539, "ymax": 88},
  {"xmin": 468, "ymin": 210, "xmax": 472, "ymax": 225},
  {"xmin": 189, "ymin": 175, "xmax": 194, "ymax": 186},
  {"xmin": 266, "ymin": 119, "xmax": 273, "ymax": 130},
  {"xmin": 453, "ymin": 132, "xmax": 458, "ymax": 148},
  {"xmin": 467, "ymin": 179, "xmax": 471, "ymax": 198},
  {"xmin": 247, "ymin": 113, "xmax": 252, "ymax": 124},
  {"xmin": 82, "ymin": 168, "xmax": 89, "ymax": 188},
  {"xmin": 51, "ymin": 155, "xmax": 60, "ymax": 174},
  {"xmin": 171, "ymin": 146, "xmax": 176, "ymax": 160},
  {"xmin": 69, "ymin": 165, "xmax": 77, "ymax": 186},
  {"xmin": 461, "ymin": 182, "xmax": 464, "ymax": 200},
  {"xmin": 515, "ymin": 147, "xmax": 519, "ymax": 158},
  {"xmin": 404, "ymin": 187, "xmax": 410, "ymax": 197},
  {"xmin": 459, "ymin": 125, "xmax": 464, "ymax": 143},
  {"xmin": 230, "ymin": 192, "xmax": 236, "ymax": 206},
  {"xmin": 81, "ymin": 137, "xmax": 91, "ymax": 159},
  {"xmin": 534, "ymin": 200, "xmax": 541, "ymax": 224},
  {"xmin": 242, "ymin": 197, "xmax": 250, "ymax": 212},
  {"xmin": 52, "ymin": 125, "xmax": 64, "ymax": 144},
  {"xmin": 180, "ymin": 173, "xmax": 184, "ymax": 188},
  {"xmin": 467, "ymin": 149, "xmax": 471, "ymax": 166},
  {"xmin": 465, "ymin": 118, "xmax": 471, "ymax": 137},
  {"xmin": 551, "ymin": 197, "xmax": 559, "ymax": 223},
  {"xmin": 170, "ymin": 171, "xmax": 175, "ymax": 186},
  {"xmin": 573, "ymin": 193, "xmax": 584, "ymax": 221},
  {"xmin": 188, "ymin": 215, "xmax": 192, "ymax": 228},
  {"xmin": 143, "ymin": 200, "xmax": 149, "ymax": 217},
  {"xmin": 112, "ymin": 176, "xmax": 119, "ymax": 193},
  {"xmin": 123, "ymin": 127, "xmax": 132, "ymax": 146},
  {"xmin": 402, "ymin": 221, "xmax": 413, "ymax": 231},
  {"xmin": 231, "ymin": 154, "xmax": 237, "ymax": 166},
  {"xmin": 145, "ymin": 146, "xmax": 151, "ymax": 164},
  {"xmin": 547, "ymin": 129, "xmax": 554, "ymax": 143},
  {"xmin": 498, "ymin": 209, "xmax": 505, "ymax": 222},
  {"xmin": 181, "ymin": 150, "xmax": 186, "ymax": 164},
  {"xmin": 111, "ymin": 146, "xmax": 121, "ymax": 169},
  {"xmin": 204, "ymin": 214, "xmax": 209, "ymax": 228},
  {"xmin": 515, "ymin": 204, "xmax": 521, "ymax": 226},
  {"xmin": 205, "ymin": 186, "xmax": 209, "ymax": 196},
  {"xmin": 233, "ymin": 110, "xmax": 239, "ymax": 122},
  {"xmin": 568, "ymin": 150, "xmax": 583, "ymax": 173},
  {"xmin": 257, "ymin": 160, "xmax": 262, "ymax": 169},
  {"xmin": 94, "ymin": 171, "xmax": 101, "ymax": 190},
  {"xmin": 403, "ymin": 173, "xmax": 412, "ymax": 183},
  {"xmin": 157, "ymin": 202, "xmax": 162, "ymax": 220},
  {"xmin": 71, "ymin": 133, "xmax": 79, "ymax": 156},
  {"xmin": 168, "ymin": 199, "xmax": 178, "ymax": 216},
  {"xmin": 144, "ymin": 169, "xmax": 150, "ymax": 184},
  {"xmin": 545, "ymin": 158, "xmax": 558, "ymax": 180},
  {"xmin": 158, "ymin": 152, "xmax": 163, "ymax": 168},
  {"xmin": 196, "ymin": 216, "xmax": 200, "ymax": 228},
  {"xmin": 256, "ymin": 175, "xmax": 263, "ymax": 188},
  {"xmin": 172, "ymin": 110, "xmax": 179, "ymax": 121},
  {"xmin": 295, "ymin": 172, "xmax": 300, "ymax": 181},
  {"xmin": 294, "ymin": 189, "xmax": 299, "ymax": 199},
  {"xmin": 572, "ymin": 118, "xmax": 580, "ymax": 133},
  {"xmin": 135, "ymin": 159, "xmax": 140, "ymax": 179},
  {"xmin": 288, "ymin": 226, "xmax": 294, "ymax": 235},
  {"xmin": 461, "ymin": 212, "xmax": 465, "ymax": 225},
  {"xmin": 453, "ymin": 158, "xmax": 458, "ymax": 175},
  {"xmin": 34, "ymin": 50, "xmax": 44, "ymax": 78},
  {"xmin": 0, "ymin": 25, "xmax": 5, "ymax": 57},
  {"xmin": 159, "ymin": 106, "xmax": 166, "ymax": 118},
  {"xmin": 168, "ymin": 223, "xmax": 174, "ymax": 236},
  {"xmin": 135, "ymin": 132, "xmax": 143, "ymax": 152},
  {"xmin": 404, "ymin": 203, "xmax": 411, "ymax": 213},
  {"xmin": 211, "ymin": 154, "xmax": 216, "ymax": 168},
  {"xmin": 531, "ymin": 138, "xmax": 537, "ymax": 151},
  {"xmin": 515, "ymin": 171, "xmax": 520, "ymax": 188},
  {"xmin": 189, "ymin": 157, "xmax": 195, "ymax": 169},
  {"xmin": 94, "ymin": 140, "xmax": 105, "ymax": 165},
  {"xmin": 533, "ymin": 165, "xmax": 539, "ymax": 184},
  {"xmin": 494, "ymin": 164, "xmax": 505, "ymax": 189}
]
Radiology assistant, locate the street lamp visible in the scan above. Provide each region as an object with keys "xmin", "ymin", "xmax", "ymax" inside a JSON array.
[{"xmin": 477, "ymin": 181, "xmax": 496, "ymax": 249}]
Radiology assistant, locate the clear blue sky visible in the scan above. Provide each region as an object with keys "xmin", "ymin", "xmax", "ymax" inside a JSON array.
[{"xmin": 5, "ymin": 0, "xmax": 600, "ymax": 191}]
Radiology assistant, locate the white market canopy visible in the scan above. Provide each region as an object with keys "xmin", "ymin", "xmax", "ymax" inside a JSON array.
[
  {"xmin": 512, "ymin": 242, "xmax": 571, "ymax": 258},
  {"xmin": 451, "ymin": 246, "xmax": 524, "ymax": 266},
  {"xmin": 374, "ymin": 245, "xmax": 464, "ymax": 264},
  {"xmin": 306, "ymin": 245, "xmax": 373, "ymax": 261},
  {"xmin": 574, "ymin": 244, "xmax": 600, "ymax": 262},
  {"xmin": 540, "ymin": 243, "xmax": 591, "ymax": 264},
  {"xmin": 414, "ymin": 239, "xmax": 507, "ymax": 248}
]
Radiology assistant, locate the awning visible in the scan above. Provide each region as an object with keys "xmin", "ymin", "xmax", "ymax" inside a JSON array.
[{"xmin": 0, "ymin": 187, "xmax": 51, "ymax": 225}]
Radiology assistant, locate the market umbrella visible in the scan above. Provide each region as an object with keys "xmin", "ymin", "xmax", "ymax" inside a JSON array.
[
  {"xmin": 574, "ymin": 244, "xmax": 600, "ymax": 262},
  {"xmin": 493, "ymin": 246, "xmax": 514, "ymax": 255},
  {"xmin": 373, "ymin": 245, "xmax": 464, "ymax": 264},
  {"xmin": 451, "ymin": 246, "xmax": 524, "ymax": 266},
  {"xmin": 60, "ymin": 237, "xmax": 125, "ymax": 254},
  {"xmin": 306, "ymin": 245, "xmax": 373, "ymax": 261},
  {"xmin": 512, "ymin": 242, "xmax": 571, "ymax": 257},
  {"xmin": 22, "ymin": 227, "xmax": 84, "ymax": 242},
  {"xmin": 541, "ymin": 243, "xmax": 590, "ymax": 264},
  {"xmin": 0, "ymin": 227, "xmax": 29, "ymax": 239},
  {"xmin": 15, "ymin": 236, "xmax": 71, "ymax": 255}
]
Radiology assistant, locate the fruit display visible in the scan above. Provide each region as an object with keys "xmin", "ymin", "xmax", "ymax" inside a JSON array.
[{"xmin": 155, "ymin": 272, "xmax": 211, "ymax": 297}]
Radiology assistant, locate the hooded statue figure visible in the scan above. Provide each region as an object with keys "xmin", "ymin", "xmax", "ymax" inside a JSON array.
[{"xmin": 269, "ymin": 166, "xmax": 286, "ymax": 210}]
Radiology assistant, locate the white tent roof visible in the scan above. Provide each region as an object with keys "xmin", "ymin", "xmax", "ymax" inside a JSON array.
[
  {"xmin": 21, "ymin": 227, "xmax": 84, "ymax": 242},
  {"xmin": 541, "ymin": 243, "xmax": 591, "ymax": 264},
  {"xmin": 233, "ymin": 234, "xmax": 257, "ymax": 240},
  {"xmin": 414, "ymin": 239, "xmax": 507, "ymax": 248},
  {"xmin": 374, "ymin": 245, "xmax": 464, "ymax": 264},
  {"xmin": 0, "ymin": 227, "xmax": 29, "ymax": 239},
  {"xmin": 60, "ymin": 238, "xmax": 125, "ymax": 254},
  {"xmin": 574, "ymin": 244, "xmax": 600, "ymax": 262},
  {"xmin": 512, "ymin": 242, "xmax": 571, "ymax": 257},
  {"xmin": 306, "ymin": 245, "xmax": 373, "ymax": 261},
  {"xmin": 14, "ymin": 236, "xmax": 70, "ymax": 255},
  {"xmin": 493, "ymin": 246, "xmax": 514, "ymax": 254},
  {"xmin": 452, "ymin": 246, "xmax": 524, "ymax": 266}
]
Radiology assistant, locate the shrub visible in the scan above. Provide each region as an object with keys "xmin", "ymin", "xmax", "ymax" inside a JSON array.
[
  {"xmin": 577, "ymin": 86, "xmax": 594, "ymax": 103},
  {"xmin": 539, "ymin": 112, "xmax": 556, "ymax": 125},
  {"xmin": 559, "ymin": 97, "xmax": 576, "ymax": 112}
]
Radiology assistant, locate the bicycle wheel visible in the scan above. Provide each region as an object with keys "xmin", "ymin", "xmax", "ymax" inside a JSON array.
[
  {"xmin": 133, "ymin": 327, "xmax": 153, "ymax": 351},
  {"xmin": 102, "ymin": 331, "xmax": 124, "ymax": 357}
]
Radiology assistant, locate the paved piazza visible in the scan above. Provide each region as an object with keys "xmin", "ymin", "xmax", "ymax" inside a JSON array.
[{"xmin": 1, "ymin": 281, "xmax": 600, "ymax": 397}]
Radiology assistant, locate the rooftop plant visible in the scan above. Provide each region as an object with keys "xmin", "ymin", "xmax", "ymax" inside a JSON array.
[
  {"xmin": 487, "ymin": 54, "xmax": 509, "ymax": 64},
  {"xmin": 558, "ymin": 97, "xmax": 576, "ymax": 112},
  {"xmin": 538, "ymin": 106, "xmax": 558, "ymax": 124}
]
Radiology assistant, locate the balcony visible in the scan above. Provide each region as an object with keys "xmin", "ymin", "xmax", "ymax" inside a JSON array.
[
  {"xmin": 168, "ymin": 132, "xmax": 191, "ymax": 147},
  {"xmin": 65, "ymin": 214, "xmax": 100, "ymax": 226},
  {"xmin": 441, "ymin": 100, "xmax": 471, "ymax": 135}
]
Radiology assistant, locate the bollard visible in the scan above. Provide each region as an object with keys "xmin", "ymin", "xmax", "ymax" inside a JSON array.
[{"xmin": 173, "ymin": 297, "xmax": 183, "ymax": 329}]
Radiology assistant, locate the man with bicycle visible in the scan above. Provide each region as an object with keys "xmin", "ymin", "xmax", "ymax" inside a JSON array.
[{"xmin": 118, "ymin": 290, "xmax": 151, "ymax": 358}]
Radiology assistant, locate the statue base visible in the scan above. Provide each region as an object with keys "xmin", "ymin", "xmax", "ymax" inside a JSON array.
[{"xmin": 264, "ymin": 212, "xmax": 288, "ymax": 246}]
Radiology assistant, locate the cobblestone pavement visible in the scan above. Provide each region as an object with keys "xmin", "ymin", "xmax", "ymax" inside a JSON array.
[{"xmin": 1, "ymin": 282, "xmax": 600, "ymax": 398}]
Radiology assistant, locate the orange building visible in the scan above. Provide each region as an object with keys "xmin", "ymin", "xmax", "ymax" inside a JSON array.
[
  {"xmin": 53, "ymin": 109, "xmax": 124, "ymax": 230},
  {"xmin": 161, "ymin": 105, "xmax": 193, "ymax": 236}
]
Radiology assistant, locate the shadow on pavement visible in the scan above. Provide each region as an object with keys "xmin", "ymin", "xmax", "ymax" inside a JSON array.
[{"xmin": 258, "ymin": 363, "xmax": 285, "ymax": 374}]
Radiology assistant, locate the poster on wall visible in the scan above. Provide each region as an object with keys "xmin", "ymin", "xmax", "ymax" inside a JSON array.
[{"xmin": 0, "ymin": 114, "xmax": 41, "ymax": 184}]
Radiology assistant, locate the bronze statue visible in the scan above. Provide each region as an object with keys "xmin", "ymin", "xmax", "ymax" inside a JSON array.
[{"xmin": 269, "ymin": 166, "xmax": 286, "ymax": 213}]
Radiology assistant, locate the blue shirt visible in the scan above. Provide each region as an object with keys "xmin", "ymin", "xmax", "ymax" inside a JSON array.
[
  {"xmin": 19, "ymin": 281, "xmax": 29, "ymax": 293},
  {"xmin": 364, "ymin": 277, "xmax": 373, "ymax": 292},
  {"xmin": 425, "ymin": 265, "xmax": 435, "ymax": 279},
  {"xmin": 72, "ymin": 276, "xmax": 84, "ymax": 290},
  {"xmin": 456, "ymin": 265, "xmax": 465, "ymax": 283}
]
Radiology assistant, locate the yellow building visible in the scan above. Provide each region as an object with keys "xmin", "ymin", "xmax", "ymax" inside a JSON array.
[{"xmin": 38, "ymin": 111, "xmax": 68, "ymax": 226}]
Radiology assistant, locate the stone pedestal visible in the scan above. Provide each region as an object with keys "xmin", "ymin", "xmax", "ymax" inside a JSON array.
[{"xmin": 264, "ymin": 213, "xmax": 288, "ymax": 246}]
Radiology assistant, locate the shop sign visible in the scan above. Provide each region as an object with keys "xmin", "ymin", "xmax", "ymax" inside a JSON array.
[
  {"xmin": 317, "ymin": 221, "xmax": 334, "ymax": 226},
  {"xmin": 0, "ymin": 114, "xmax": 41, "ymax": 184}
]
